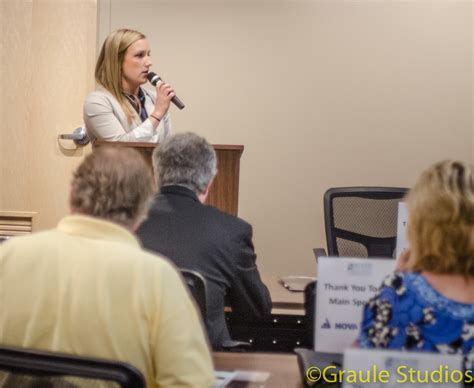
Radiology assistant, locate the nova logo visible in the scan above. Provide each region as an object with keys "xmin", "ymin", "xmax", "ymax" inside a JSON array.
[
  {"xmin": 334, "ymin": 322, "xmax": 358, "ymax": 330},
  {"xmin": 321, "ymin": 318, "xmax": 331, "ymax": 329}
]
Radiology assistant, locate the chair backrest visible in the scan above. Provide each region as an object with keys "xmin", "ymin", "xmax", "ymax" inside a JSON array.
[
  {"xmin": 324, "ymin": 187, "xmax": 408, "ymax": 258},
  {"xmin": 180, "ymin": 269, "xmax": 207, "ymax": 319},
  {"xmin": 303, "ymin": 280, "xmax": 317, "ymax": 348},
  {"xmin": 0, "ymin": 345, "xmax": 145, "ymax": 387}
]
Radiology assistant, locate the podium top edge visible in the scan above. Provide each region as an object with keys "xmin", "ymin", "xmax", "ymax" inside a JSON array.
[{"xmin": 93, "ymin": 141, "xmax": 244, "ymax": 151}]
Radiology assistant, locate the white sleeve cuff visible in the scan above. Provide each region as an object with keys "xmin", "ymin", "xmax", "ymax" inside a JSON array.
[{"xmin": 134, "ymin": 119, "xmax": 156, "ymax": 139}]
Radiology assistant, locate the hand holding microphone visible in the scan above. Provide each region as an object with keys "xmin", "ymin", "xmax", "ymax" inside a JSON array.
[{"xmin": 147, "ymin": 72, "xmax": 185, "ymax": 110}]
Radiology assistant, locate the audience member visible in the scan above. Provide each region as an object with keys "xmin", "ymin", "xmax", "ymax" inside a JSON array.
[
  {"xmin": 137, "ymin": 132, "xmax": 272, "ymax": 349},
  {"xmin": 358, "ymin": 160, "xmax": 474, "ymax": 370},
  {"xmin": 0, "ymin": 147, "xmax": 213, "ymax": 387}
]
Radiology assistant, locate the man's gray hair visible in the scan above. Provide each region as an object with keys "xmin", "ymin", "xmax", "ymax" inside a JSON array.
[
  {"xmin": 153, "ymin": 132, "xmax": 217, "ymax": 194},
  {"xmin": 70, "ymin": 147, "xmax": 154, "ymax": 228}
]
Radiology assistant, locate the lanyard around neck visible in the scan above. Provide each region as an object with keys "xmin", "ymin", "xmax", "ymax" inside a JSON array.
[{"xmin": 124, "ymin": 88, "xmax": 149, "ymax": 122}]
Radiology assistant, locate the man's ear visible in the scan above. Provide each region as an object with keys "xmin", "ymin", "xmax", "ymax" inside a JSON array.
[
  {"xmin": 69, "ymin": 190, "xmax": 76, "ymax": 214},
  {"xmin": 199, "ymin": 178, "xmax": 214, "ymax": 204}
]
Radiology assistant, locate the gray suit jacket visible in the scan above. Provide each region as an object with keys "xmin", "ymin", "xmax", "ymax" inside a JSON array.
[
  {"xmin": 83, "ymin": 87, "xmax": 171, "ymax": 142},
  {"xmin": 137, "ymin": 185, "xmax": 273, "ymax": 349}
]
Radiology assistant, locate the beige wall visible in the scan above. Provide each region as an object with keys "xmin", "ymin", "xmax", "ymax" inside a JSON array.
[
  {"xmin": 0, "ymin": 0, "xmax": 97, "ymax": 231},
  {"xmin": 102, "ymin": 0, "xmax": 472, "ymax": 277},
  {"xmin": 1, "ymin": 1, "xmax": 471, "ymax": 278}
]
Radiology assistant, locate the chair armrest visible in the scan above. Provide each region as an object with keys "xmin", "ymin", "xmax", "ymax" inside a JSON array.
[
  {"xmin": 312, "ymin": 248, "xmax": 327, "ymax": 262},
  {"xmin": 221, "ymin": 340, "xmax": 252, "ymax": 352}
]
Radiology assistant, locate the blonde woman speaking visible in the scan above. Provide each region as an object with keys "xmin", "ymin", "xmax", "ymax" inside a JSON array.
[{"xmin": 84, "ymin": 28, "xmax": 174, "ymax": 142}]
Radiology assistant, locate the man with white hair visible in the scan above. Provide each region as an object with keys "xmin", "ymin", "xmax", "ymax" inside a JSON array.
[{"xmin": 138, "ymin": 132, "xmax": 272, "ymax": 350}]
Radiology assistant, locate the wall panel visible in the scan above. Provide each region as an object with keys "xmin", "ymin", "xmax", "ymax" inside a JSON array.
[
  {"xmin": 103, "ymin": 0, "xmax": 472, "ymax": 276},
  {"xmin": 0, "ymin": 0, "xmax": 97, "ymax": 230}
]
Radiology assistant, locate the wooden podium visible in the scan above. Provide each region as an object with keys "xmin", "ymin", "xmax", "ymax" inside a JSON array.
[{"xmin": 93, "ymin": 141, "xmax": 244, "ymax": 216}]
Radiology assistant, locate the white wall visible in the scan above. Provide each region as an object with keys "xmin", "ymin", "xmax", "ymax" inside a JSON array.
[{"xmin": 99, "ymin": 0, "xmax": 472, "ymax": 276}]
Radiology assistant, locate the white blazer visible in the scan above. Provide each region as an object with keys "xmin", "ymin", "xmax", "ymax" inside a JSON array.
[{"xmin": 83, "ymin": 87, "xmax": 171, "ymax": 143}]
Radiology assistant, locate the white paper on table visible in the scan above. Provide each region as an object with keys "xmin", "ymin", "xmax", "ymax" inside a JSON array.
[
  {"xmin": 314, "ymin": 257, "xmax": 395, "ymax": 353},
  {"xmin": 343, "ymin": 348, "xmax": 463, "ymax": 388},
  {"xmin": 395, "ymin": 202, "xmax": 409, "ymax": 259}
]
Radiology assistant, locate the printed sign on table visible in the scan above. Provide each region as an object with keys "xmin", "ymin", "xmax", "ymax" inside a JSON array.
[
  {"xmin": 314, "ymin": 257, "xmax": 395, "ymax": 354},
  {"xmin": 342, "ymin": 348, "xmax": 463, "ymax": 388},
  {"xmin": 395, "ymin": 202, "xmax": 409, "ymax": 259}
]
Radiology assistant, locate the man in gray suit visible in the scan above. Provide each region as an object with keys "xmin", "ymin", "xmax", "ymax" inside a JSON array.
[{"xmin": 138, "ymin": 132, "xmax": 272, "ymax": 350}]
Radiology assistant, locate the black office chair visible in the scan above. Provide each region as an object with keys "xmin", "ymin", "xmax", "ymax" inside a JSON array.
[
  {"xmin": 303, "ymin": 280, "xmax": 317, "ymax": 348},
  {"xmin": 180, "ymin": 269, "xmax": 207, "ymax": 319},
  {"xmin": 0, "ymin": 345, "xmax": 145, "ymax": 387},
  {"xmin": 315, "ymin": 187, "xmax": 408, "ymax": 259},
  {"xmin": 180, "ymin": 270, "xmax": 251, "ymax": 351}
]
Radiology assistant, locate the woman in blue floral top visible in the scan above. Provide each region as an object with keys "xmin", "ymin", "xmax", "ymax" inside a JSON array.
[{"xmin": 358, "ymin": 160, "xmax": 474, "ymax": 370}]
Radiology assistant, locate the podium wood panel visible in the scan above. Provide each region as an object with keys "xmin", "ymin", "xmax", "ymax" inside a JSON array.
[{"xmin": 93, "ymin": 141, "xmax": 243, "ymax": 216}]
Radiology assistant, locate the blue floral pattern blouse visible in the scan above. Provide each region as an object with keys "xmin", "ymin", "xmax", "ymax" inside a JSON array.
[{"xmin": 358, "ymin": 272, "xmax": 474, "ymax": 370}]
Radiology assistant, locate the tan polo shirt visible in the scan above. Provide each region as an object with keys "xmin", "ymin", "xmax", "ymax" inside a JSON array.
[{"xmin": 0, "ymin": 215, "xmax": 214, "ymax": 387}]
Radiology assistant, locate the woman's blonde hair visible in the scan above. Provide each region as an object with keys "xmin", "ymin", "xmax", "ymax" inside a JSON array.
[
  {"xmin": 408, "ymin": 160, "xmax": 474, "ymax": 275},
  {"xmin": 95, "ymin": 28, "xmax": 146, "ymax": 123}
]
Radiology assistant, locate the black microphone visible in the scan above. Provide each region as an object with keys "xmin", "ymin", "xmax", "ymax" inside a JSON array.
[{"xmin": 147, "ymin": 72, "xmax": 185, "ymax": 110}]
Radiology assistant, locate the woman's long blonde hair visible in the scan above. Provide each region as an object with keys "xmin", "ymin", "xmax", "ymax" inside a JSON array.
[
  {"xmin": 407, "ymin": 160, "xmax": 474, "ymax": 275},
  {"xmin": 95, "ymin": 28, "xmax": 146, "ymax": 123}
]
